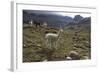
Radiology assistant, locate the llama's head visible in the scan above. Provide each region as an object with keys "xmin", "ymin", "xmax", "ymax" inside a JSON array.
[
  {"xmin": 60, "ymin": 29, "xmax": 63, "ymax": 32},
  {"xmin": 57, "ymin": 29, "xmax": 63, "ymax": 36}
]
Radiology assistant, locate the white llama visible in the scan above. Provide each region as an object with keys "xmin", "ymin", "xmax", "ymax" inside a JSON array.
[
  {"xmin": 29, "ymin": 20, "xmax": 33, "ymax": 26},
  {"xmin": 42, "ymin": 22, "xmax": 47, "ymax": 28},
  {"xmin": 45, "ymin": 28, "xmax": 63, "ymax": 49}
]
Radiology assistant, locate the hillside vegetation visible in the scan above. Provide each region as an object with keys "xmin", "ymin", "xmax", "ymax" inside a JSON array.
[{"xmin": 23, "ymin": 24, "xmax": 91, "ymax": 62}]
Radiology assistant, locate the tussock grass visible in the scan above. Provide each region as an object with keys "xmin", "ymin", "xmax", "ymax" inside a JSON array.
[{"xmin": 23, "ymin": 24, "xmax": 91, "ymax": 62}]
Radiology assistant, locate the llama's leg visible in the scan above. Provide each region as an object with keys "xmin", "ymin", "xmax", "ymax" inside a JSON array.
[
  {"xmin": 46, "ymin": 39, "xmax": 49, "ymax": 48},
  {"xmin": 46, "ymin": 38, "xmax": 51, "ymax": 49},
  {"xmin": 49, "ymin": 38, "xmax": 52, "ymax": 49},
  {"xmin": 52, "ymin": 41, "xmax": 55, "ymax": 49},
  {"xmin": 55, "ymin": 41, "xmax": 58, "ymax": 49},
  {"xmin": 45, "ymin": 39, "xmax": 47, "ymax": 47}
]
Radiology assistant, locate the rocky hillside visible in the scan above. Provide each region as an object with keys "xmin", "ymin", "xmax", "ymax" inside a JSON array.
[{"xmin": 23, "ymin": 24, "xmax": 91, "ymax": 62}]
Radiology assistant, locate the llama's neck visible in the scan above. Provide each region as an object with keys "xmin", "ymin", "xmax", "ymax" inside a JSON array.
[{"xmin": 57, "ymin": 29, "xmax": 63, "ymax": 37}]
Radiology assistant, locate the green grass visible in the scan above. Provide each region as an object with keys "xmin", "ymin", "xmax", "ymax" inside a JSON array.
[{"xmin": 23, "ymin": 24, "xmax": 91, "ymax": 62}]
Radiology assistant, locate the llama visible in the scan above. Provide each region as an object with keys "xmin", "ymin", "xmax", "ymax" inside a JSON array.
[
  {"xmin": 45, "ymin": 28, "xmax": 63, "ymax": 49},
  {"xmin": 29, "ymin": 20, "xmax": 33, "ymax": 26},
  {"xmin": 42, "ymin": 22, "xmax": 47, "ymax": 28},
  {"xmin": 34, "ymin": 21, "xmax": 41, "ymax": 27}
]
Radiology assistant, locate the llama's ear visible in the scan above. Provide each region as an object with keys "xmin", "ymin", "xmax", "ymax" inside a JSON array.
[{"xmin": 60, "ymin": 29, "xmax": 63, "ymax": 32}]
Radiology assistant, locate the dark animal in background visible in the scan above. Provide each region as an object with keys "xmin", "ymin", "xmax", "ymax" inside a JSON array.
[{"xmin": 34, "ymin": 21, "xmax": 41, "ymax": 27}]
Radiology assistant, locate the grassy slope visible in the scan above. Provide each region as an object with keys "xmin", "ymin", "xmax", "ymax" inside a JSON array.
[{"xmin": 23, "ymin": 24, "xmax": 91, "ymax": 62}]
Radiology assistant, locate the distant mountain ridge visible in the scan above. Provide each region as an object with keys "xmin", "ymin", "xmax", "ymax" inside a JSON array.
[{"xmin": 23, "ymin": 11, "xmax": 91, "ymax": 28}]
